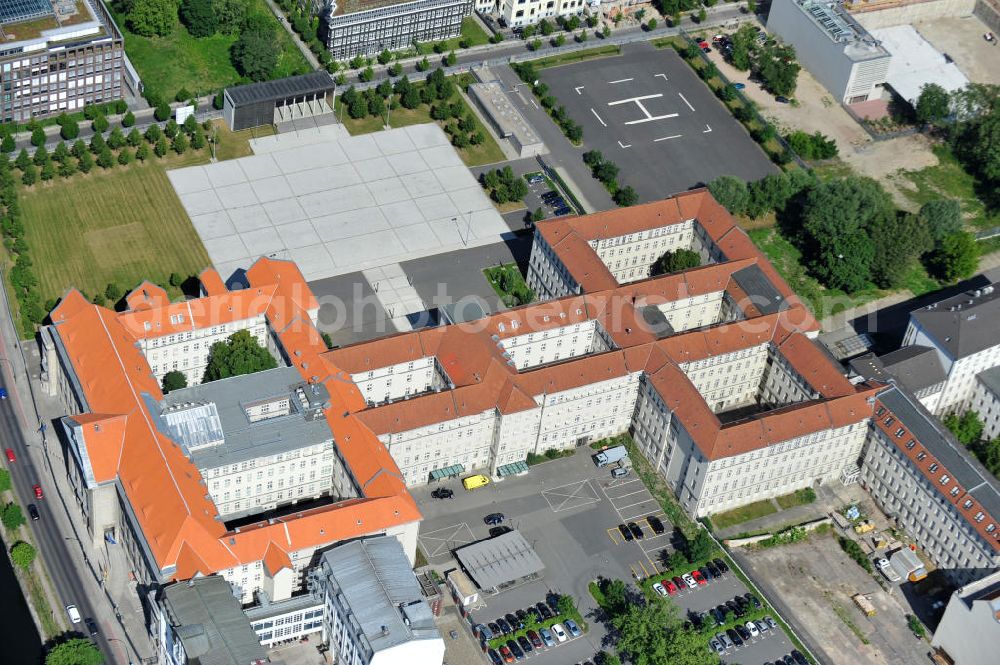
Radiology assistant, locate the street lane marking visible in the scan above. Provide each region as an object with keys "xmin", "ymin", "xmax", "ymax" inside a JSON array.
[
  {"xmin": 703, "ymin": 124, "xmax": 712, "ymax": 133},
  {"xmin": 654, "ymin": 134, "xmax": 682, "ymax": 142},
  {"xmin": 618, "ymin": 140, "xmax": 632, "ymax": 149},
  {"xmin": 529, "ymin": 98, "xmax": 539, "ymax": 109},
  {"xmin": 590, "ymin": 108, "xmax": 607, "ymax": 127},
  {"xmin": 575, "ymin": 86, "xmax": 585, "ymax": 95},
  {"xmin": 608, "ymin": 77, "xmax": 634, "ymax": 84},
  {"xmin": 678, "ymin": 92, "xmax": 695, "ymax": 112}
]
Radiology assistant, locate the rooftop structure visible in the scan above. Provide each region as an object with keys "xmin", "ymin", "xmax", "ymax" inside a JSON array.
[
  {"xmin": 870, "ymin": 24, "xmax": 970, "ymax": 105},
  {"xmin": 454, "ymin": 530, "xmax": 545, "ymax": 591},
  {"xmin": 931, "ymin": 569, "xmax": 1000, "ymax": 665},
  {"xmin": 313, "ymin": 536, "xmax": 444, "ymax": 664},
  {"xmin": 0, "ymin": 0, "xmax": 54, "ymax": 24},
  {"xmin": 155, "ymin": 575, "xmax": 267, "ymax": 665},
  {"xmin": 467, "ymin": 75, "xmax": 543, "ymax": 158},
  {"xmin": 907, "ymin": 284, "xmax": 999, "ymax": 361}
]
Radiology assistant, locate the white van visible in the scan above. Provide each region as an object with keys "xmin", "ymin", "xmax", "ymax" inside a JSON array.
[{"xmin": 66, "ymin": 604, "xmax": 81, "ymax": 624}]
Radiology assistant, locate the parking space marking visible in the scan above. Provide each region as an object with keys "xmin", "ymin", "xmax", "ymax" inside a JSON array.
[
  {"xmin": 617, "ymin": 140, "xmax": 632, "ymax": 149},
  {"xmin": 608, "ymin": 77, "xmax": 634, "ymax": 84},
  {"xmin": 575, "ymin": 86, "xmax": 585, "ymax": 95},
  {"xmin": 678, "ymin": 92, "xmax": 695, "ymax": 112},
  {"xmin": 654, "ymin": 134, "xmax": 682, "ymax": 142},
  {"xmin": 607, "ymin": 488, "xmax": 647, "ymax": 501},
  {"xmin": 617, "ymin": 498, "xmax": 656, "ymax": 511},
  {"xmin": 540, "ymin": 479, "xmax": 601, "ymax": 513},
  {"xmin": 703, "ymin": 124, "xmax": 712, "ymax": 133},
  {"xmin": 607, "ymin": 527, "xmax": 622, "ymax": 545},
  {"xmin": 418, "ymin": 522, "xmax": 475, "ymax": 558},
  {"xmin": 590, "ymin": 108, "xmax": 608, "ymax": 127},
  {"xmin": 655, "ymin": 73, "xmax": 668, "ymax": 82}
]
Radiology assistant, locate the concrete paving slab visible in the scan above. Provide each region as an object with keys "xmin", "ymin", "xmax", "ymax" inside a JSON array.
[
  {"xmin": 252, "ymin": 176, "xmax": 295, "ymax": 204},
  {"xmin": 190, "ymin": 210, "xmax": 237, "ymax": 240},
  {"xmin": 315, "ymin": 207, "xmax": 389, "ymax": 239},
  {"xmin": 405, "ymin": 122, "xmax": 450, "ymax": 149},
  {"xmin": 272, "ymin": 143, "xmax": 333, "ymax": 174},
  {"xmin": 386, "ymin": 150, "xmax": 429, "ymax": 177},
  {"xmin": 435, "ymin": 165, "xmax": 478, "ymax": 191},
  {"xmin": 230, "ymin": 205, "xmax": 274, "ymax": 233},
  {"xmin": 214, "ymin": 182, "xmax": 259, "ymax": 209},
  {"xmin": 394, "ymin": 223, "xmax": 443, "ymax": 252},
  {"xmin": 241, "ymin": 226, "xmax": 285, "ymax": 256},
  {"xmin": 427, "ymin": 217, "xmax": 466, "ymax": 245},
  {"xmin": 287, "ymin": 244, "xmax": 334, "ymax": 278},
  {"xmin": 237, "ymin": 154, "xmax": 282, "ymax": 181},
  {"xmin": 449, "ymin": 186, "xmax": 495, "ymax": 215},
  {"xmin": 420, "ymin": 145, "xmax": 464, "ymax": 169},
  {"xmin": 275, "ymin": 220, "xmax": 322, "ymax": 249},
  {"xmin": 339, "ymin": 133, "xmax": 381, "ymax": 162},
  {"xmin": 369, "ymin": 177, "xmax": 412, "ymax": 206},
  {"xmin": 327, "ymin": 229, "xmax": 405, "ymax": 267},
  {"xmin": 181, "ymin": 189, "xmax": 224, "ymax": 216},
  {"xmin": 381, "ymin": 200, "xmax": 425, "ymax": 228},
  {"xmin": 261, "ymin": 198, "xmax": 307, "ymax": 225},
  {"xmin": 167, "ymin": 166, "xmax": 211, "ymax": 194},
  {"xmin": 402, "ymin": 170, "xmax": 444, "ymax": 199},
  {"xmin": 204, "ymin": 235, "xmax": 251, "ymax": 264},
  {"xmin": 287, "ymin": 167, "xmax": 341, "ymax": 197},
  {"xmin": 204, "ymin": 160, "xmax": 247, "ymax": 188},
  {"xmin": 415, "ymin": 193, "xmax": 460, "ymax": 221},
  {"xmin": 373, "ymin": 128, "xmax": 417, "ymax": 155},
  {"xmin": 352, "ymin": 156, "xmax": 393, "ymax": 182}
]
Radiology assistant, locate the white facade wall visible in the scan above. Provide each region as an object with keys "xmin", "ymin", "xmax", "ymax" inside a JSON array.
[
  {"xmin": 351, "ymin": 356, "xmax": 449, "ymax": 406},
  {"xmin": 759, "ymin": 348, "xmax": 816, "ymax": 407},
  {"xmin": 592, "ymin": 221, "xmax": 696, "ymax": 283},
  {"xmin": 500, "ymin": 320, "xmax": 613, "ymax": 370},
  {"xmin": 526, "ymin": 233, "xmax": 580, "ymax": 300},
  {"xmin": 679, "ymin": 344, "xmax": 769, "ymax": 413},
  {"xmin": 203, "ymin": 441, "xmax": 350, "ymax": 519},
  {"xmin": 251, "ymin": 603, "xmax": 325, "ymax": 647},
  {"xmin": 140, "ymin": 316, "xmax": 270, "ymax": 386},
  {"xmin": 534, "ymin": 372, "xmax": 642, "ymax": 450},
  {"xmin": 501, "ymin": 0, "xmax": 587, "ymax": 27},
  {"xmin": 971, "ymin": 379, "xmax": 1000, "ymax": 440},
  {"xmin": 381, "ymin": 409, "xmax": 497, "ymax": 486},
  {"xmin": 861, "ymin": 428, "xmax": 1000, "ymax": 585},
  {"xmin": 655, "ymin": 291, "xmax": 725, "ymax": 334}
]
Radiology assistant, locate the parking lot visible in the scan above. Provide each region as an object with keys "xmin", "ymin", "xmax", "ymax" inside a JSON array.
[
  {"xmin": 413, "ymin": 445, "xmax": 812, "ymax": 665},
  {"xmin": 538, "ymin": 43, "xmax": 775, "ymax": 202}
]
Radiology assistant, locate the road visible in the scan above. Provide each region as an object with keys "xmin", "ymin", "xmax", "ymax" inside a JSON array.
[{"xmin": 0, "ymin": 380, "xmax": 118, "ymax": 663}]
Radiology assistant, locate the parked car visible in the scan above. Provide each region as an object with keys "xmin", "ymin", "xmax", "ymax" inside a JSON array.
[
  {"xmin": 496, "ymin": 618, "xmax": 511, "ymax": 634},
  {"xmin": 709, "ymin": 637, "xmax": 724, "ymax": 653},
  {"xmin": 505, "ymin": 613, "xmax": 522, "ymax": 630},
  {"xmin": 711, "ymin": 606, "xmax": 725, "ymax": 626},
  {"xmin": 32, "ymin": 484, "xmax": 43, "ymax": 499},
  {"xmin": 488, "ymin": 648, "xmax": 503, "ymax": 665},
  {"xmin": 735, "ymin": 624, "xmax": 751, "ymax": 641},
  {"xmin": 526, "ymin": 173, "xmax": 544, "ymax": 185},
  {"xmin": 664, "ymin": 579, "xmax": 678, "ymax": 595},
  {"xmin": 507, "ymin": 639, "xmax": 524, "ymax": 661},
  {"xmin": 499, "ymin": 645, "xmax": 514, "ymax": 663},
  {"xmin": 733, "ymin": 82, "xmax": 746, "ymax": 90},
  {"xmin": 551, "ymin": 623, "xmax": 567, "ymax": 642},
  {"xmin": 727, "ymin": 628, "xmax": 744, "ymax": 647},
  {"xmin": 515, "ymin": 609, "xmax": 528, "ymax": 624},
  {"xmin": 691, "ymin": 570, "xmax": 706, "ymax": 585},
  {"xmin": 431, "ymin": 487, "xmax": 453, "ymax": 499},
  {"xmin": 66, "ymin": 605, "xmax": 81, "ymax": 624},
  {"xmin": 653, "ymin": 582, "xmax": 668, "ymax": 597},
  {"xmin": 699, "ymin": 566, "xmax": 715, "ymax": 580},
  {"xmin": 776, "ymin": 96, "xmax": 790, "ymax": 103},
  {"xmin": 85, "ymin": 617, "xmax": 99, "ymax": 637},
  {"xmin": 765, "ymin": 615, "xmax": 778, "ymax": 629},
  {"xmin": 488, "ymin": 622, "xmax": 501, "ymax": 636},
  {"xmin": 27, "ymin": 504, "xmax": 39, "ymax": 521},
  {"xmin": 477, "ymin": 624, "xmax": 494, "ymax": 640},
  {"xmin": 628, "ymin": 522, "xmax": 644, "ymax": 540},
  {"xmin": 705, "ymin": 562, "xmax": 720, "ymax": 578},
  {"xmin": 539, "ymin": 626, "xmax": 555, "ymax": 647},
  {"xmin": 527, "ymin": 630, "xmax": 543, "ymax": 649},
  {"xmin": 485, "ymin": 512, "xmax": 505, "ymax": 525},
  {"xmin": 0, "ymin": 387, "xmax": 7, "ymax": 399},
  {"xmin": 790, "ymin": 650, "xmax": 808, "ymax": 665},
  {"xmin": 490, "ymin": 526, "xmax": 512, "ymax": 538},
  {"xmin": 611, "ymin": 466, "xmax": 630, "ymax": 478},
  {"xmin": 647, "ymin": 515, "xmax": 665, "ymax": 534},
  {"xmin": 718, "ymin": 632, "xmax": 733, "ymax": 649},
  {"xmin": 4, "ymin": 448, "xmax": 14, "ymax": 463},
  {"xmin": 536, "ymin": 602, "xmax": 552, "ymax": 620},
  {"xmin": 554, "ymin": 207, "xmax": 572, "ymax": 216},
  {"xmin": 672, "ymin": 576, "xmax": 685, "ymax": 590},
  {"xmin": 745, "ymin": 592, "xmax": 762, "ymax": 608},
  {"xmin": 682, "ymin": 573, "xmax": 697, "ymax": 589},
  {"xmin": 734, "ymin": 595, "xmax": 749, "ymax": 610},
  {"xmin": 517, "ymin": 635, "xmax": 533, "ymax": 654},
  {"xmin": 713, "ymin": 558, "xmax": 729, "ymax": 573},
  {"xmin": 564, "ymin": 619, "xmax": 581, "ymax": 637},
  {"xmin": 746, "ymin": 621, "xmax": 760, "ymax": 638},
  {"xmin": 618, "ymin": 523, "xmax": 634, "ymax": 542}
]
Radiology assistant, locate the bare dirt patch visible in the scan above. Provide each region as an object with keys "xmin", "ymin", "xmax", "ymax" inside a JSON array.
[{"xmin": 737, "ymin": 535, "xmax": 931, "ymax": 665}]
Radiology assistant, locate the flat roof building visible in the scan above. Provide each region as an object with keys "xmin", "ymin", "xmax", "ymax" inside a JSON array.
[
  {"xmin": 223, "ymin": 71, "xmax": 335, "ymax": 131},
  {"xmin": 767, "ymin": 0, "xmax": 891, "ymax": 104},
  {"xmin": 467, "ymin": 73, "xmax": 543, "ymax": 158},
  {"xmin": 455, "ymin": 530, "xmax": 545, "ymax": 592},
  {"xmin": 320, "ymin": 0, "xmax": 473, "ymax": 60},
  {"xmin": 869, "ymin": 24, "xmax": 970, "ymax": 106}
]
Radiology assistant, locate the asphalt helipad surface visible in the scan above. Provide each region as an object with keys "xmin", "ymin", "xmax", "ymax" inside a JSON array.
[
  {"xmin": 168, "ymin": 123, "xmax": 509, "ymax": 281},
  {"xmin": 539, "ymin": 43, "xmax": 776, "ymax": 200}
]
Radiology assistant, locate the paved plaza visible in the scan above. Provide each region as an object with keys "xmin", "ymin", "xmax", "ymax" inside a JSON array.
[{"xmin": 168, "ymin": 123, "xmax": 510, "ymax": 281}]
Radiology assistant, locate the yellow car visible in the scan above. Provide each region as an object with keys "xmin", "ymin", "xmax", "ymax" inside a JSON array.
[{"xmin": 462, "ymin": 474, "xmax": 490, "ymax": 490}]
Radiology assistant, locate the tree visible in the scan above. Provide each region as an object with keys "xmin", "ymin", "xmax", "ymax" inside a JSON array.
[
  {"xmin": 77, "ymin": 150, "xmax": 94, "ymax": 173},
  {"xmin": 915, "ymin": 83, "xmax": 950, "ymax": 125},
  {"xmin": 30, "ymin": 127, "xmax": 46, "ymax": 147},
  {"xmin": 126, "ymin": 128, "xmax": 143, "ymax": 148},
  {"xmin": 183, "ymin": 114, "xmax": 199, "ymax": 135},
  {"xmin": 389, "ymin": 62, "xmax": 403, "ymax": 77},
  {"xmin": 869, "ymin": 213, "xmax": 932, "ymax": 288},
  {"xmin": 1, "ymin": 503, "xmax": 26, "ymax": 530},
  {"xmin": 614, "ymin": 185, "xmax": 638, "ymax": 207},
  {"xmin": 928, "ymin": 231, "xmax": 979, "ymax": 282},
  {"xmin": 1, "ymin": 133, "xmax": 14, "ymax": 153},
  {"xmin": 203, "ymin": 330, "xmax": 277, "ymax": 382},
  {"xmin": 126, "ymin": 0, "xmax": 175, "ymax": 37},
  {"xmin": 173, "ymin": 133, "xmax": 189, "ymax": 154},
  {"xmin": 757, "ymin": 43, "xmax": 800, "ymax": 97},
  {"xmin": 445, "ymin": 51, "xmax": 457, "ymax": 66},
  {"xmin": 58, "ymin": 159, "xmax": 77, "ymax": 179},
  {"xmin": 10, "ymin": 541, "xmax": 36, "ymax": 570},
  {"xmin": 415, "ymin": 56, "xmax": 430, "ymax": 73},
  {"xmin": 154, "ymin": 101, "xmax": 171, "ymax": 122},
  {"xmin": 0, "ymin": 469, "xmax": 10, "ymax": 493},
  {"xmin": 71, "ymin": 139, "xmax": 88, "ymax": 159},
  {"xmin": 652, "ymin": 249, "xmax": 701, "ymax": 276},
  {"xmin": 21, "ymin": 164, "xmax": 37, "ymax": 186},
  {"xmin": 180, "ymin": 0, "xmax": 217, "ymax": 37},
  {"xmin": 135, "ymin": 143, "xmax": 151, "ymax": 162},
  {"xmin": 919, "ymin": 199, "xmax": 963, "ymax": 241},
  {"xmin": 14, "ymin": 148, "xmax": 30, "ymax": 171},
  {"xmin": 121, "ymin": 110, "xmax": 136, "ymax": 128},
  {"xmin": 40, "ymin": 161, "xmax": 56, "ymax": 181},
  {"xmin": 377, "ymin": 50, "xmax": 392, "ymax": 65},
  {"xmin": 708, "ymin": 175, "xmax": 749, "ymax": 215},
  {"xmin": 729, "ymin": 24, "xmax": 757, "ymax": 71},
  {"xmin": 90, "ymin": 132, "xmax": 107, "ymax": 154},
  {"xmin": 944, "ymin": 410, "xmax": 984, "ymax": 446},
  {"xmin": 164, "ymin": 119, "xmax": 179, "ymax": 139},
  {"xmin": 117, "ymin": 149, "xmax": 134, "ymax": 166},
  {"xmin": 612, "ymin": 598, "xmax": 709, "ymax": 665},
  {"xmin": 145, "ymin": 123, "xmax": 163, "ymax": 144},
  {"xmin": 680, "ymin": 528, "xmax": 715, "ymax": 563},
  {"xmin": 214, "ymin": 0, "xmax": 247, "ymax": 34},
  {"xmin": 232, "ymin": 16, "xmax": 278, "ymax": 81},
  {"xmin": 44, "ymin": 638, "xmax": 104, "ymax": 665},
  {"xmin": 52, "ymin": 141, "xmax": 69, "ymax": 163},
  {"xmin": 104, "ymin": 282, "xmax": 122, "ymax": 303},
  {"xmin": 107, "ymin": 127, "xmax": 126, "ymax": 150},
  {"xmin": 162, "ymin": 370, "xmax": 188, "ymax": 393},
  {"xmin": 33, "ymin": 145, "xmax": 49, "ymax": 167},
  {"xmin": 667, "ymin": 550, "xmax": 688, "ymax": 571}
]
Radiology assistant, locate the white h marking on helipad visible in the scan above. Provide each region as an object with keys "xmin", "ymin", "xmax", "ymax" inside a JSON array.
[{"xmin": 608, "ymin": 94, "xmax": 678, "ymax": 126}]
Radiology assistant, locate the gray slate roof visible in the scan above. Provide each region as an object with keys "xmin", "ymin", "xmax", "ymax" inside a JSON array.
[
  {"xmin": 160, "ymin": 576, "xmax": 265, "ymax": 665},
  {"xmin": 318, "ymin": 536, "xmax": 439, "ymax": 655},
  {"xmin": 151, "ymin": 367, "xmax": 333, "ymax": 470},
  {"xmin": 226, "ymin": 71, "xmax": 334, "ymax": 107},
  {"xmin": 977, "ymin": 366, "xmax": 1000, "ymax": 398},
  {"xmin": 909, "ymin": 285, "xmax": 1000, "ymax": 359},
  {"xmin": 878, "ymin": 386, "xmax": 1000, "ymax": 524},
  {"xmin": 455, "ymin": 530, "xmax": 545, "ymax": 590},
  {"xmin": 878, "ymin": 345, "xmax": 947, "ymax": 393},
  {"xmin": 731, "ymin": 264, "xmax": 786, "ymax": 315}
]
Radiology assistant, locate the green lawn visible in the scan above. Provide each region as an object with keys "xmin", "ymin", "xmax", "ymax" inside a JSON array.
[
  {"xmin": 418, "ymin": 17, "xmax": 491, "ymax": 54},
  {"xmin": 775, "ymin": 487, "xmax": 817, "ymax": 510},
  {"xmin": 484, "ymin": 263, "xmax": 535, "ymax": 306},
  {"xmin": 529, "ymin": 45, "xmax": 621, "ymax": 69},
  {"xmin": 709, "ymin": 499, "xmax": 778, "ymax": 530},
  {"xmin": 893, "ymin": 145, "xmax": 1000, "ymax": 231},
  {"xmin": 19, "ymin": 161, "xmax": 211, "ymax": 305},
  {"xmin": 113, "ymin": 4, "xmax": 308, "ymax": 100}
]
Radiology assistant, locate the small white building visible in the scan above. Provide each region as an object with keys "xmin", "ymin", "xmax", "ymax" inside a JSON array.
[
  {"xmin": 766, "ymin": 0, "xmax": 891, "ymax": 104},
  {"xmin": 311, "ymin": 536, "xmax": 445, "ymax": 665},
  {"xmin": 500, "ymin": 0, "xmax": 588, "ymax": 28}
]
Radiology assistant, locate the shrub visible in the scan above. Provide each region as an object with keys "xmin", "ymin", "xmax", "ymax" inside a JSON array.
[{"xmin": 837, "ymin": 535, "xmax": 873, "ymax": 572}]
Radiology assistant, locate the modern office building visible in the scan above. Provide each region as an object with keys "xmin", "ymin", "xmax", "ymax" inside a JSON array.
[
  {"xmin": 153, "ymin": 575, "xmax": 269, "ymax": 665},
  {"xmin": 931, "ymin": 568, "xmax": 1000, "ymax": 665},
  {"xmin": 0, "ymin": 0, "xmax": 127, "ymax": 122},
  {"xmin": 766, "ymin": 0, "xmax": 891, "ymax": 104},
  {"xmin": 498, "ymin": 0, "xmax": 587, "ymax": 28},
  {"xmin": 320, "ymin": 0, "xmax": 473, "ymax": 60},
  {"xmin": 41, "ymin": 257, "xmax": 421, "ymax": 612},
  {"xmin": 310, "ymin": 536, "xmax": 444, "ymax": 665}
]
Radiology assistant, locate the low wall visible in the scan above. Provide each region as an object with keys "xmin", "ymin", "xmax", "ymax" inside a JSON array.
[
  {"xmin": 851, "ymin": 0, "xmax": 976, "ymax": 29},
  {"xmin": 976, "ymin": 0, "xmax": 1000, "ymax": 32},
  {"xmin": 724, "ymin": 517, "xmax": 833, "ymax": 548}
]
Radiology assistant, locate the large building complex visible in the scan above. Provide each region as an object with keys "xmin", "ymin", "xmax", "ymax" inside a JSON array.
[
  {"xmin": 320, "ymin": 0, "xmax": 472, "ymax": 60},
  {"xmin": 766, "ymin": 0, "xmax": 891, "ymax": 104},
  {"xmin": 0, "ymin": 0, "xmax": 128, "ymax": 123}
]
